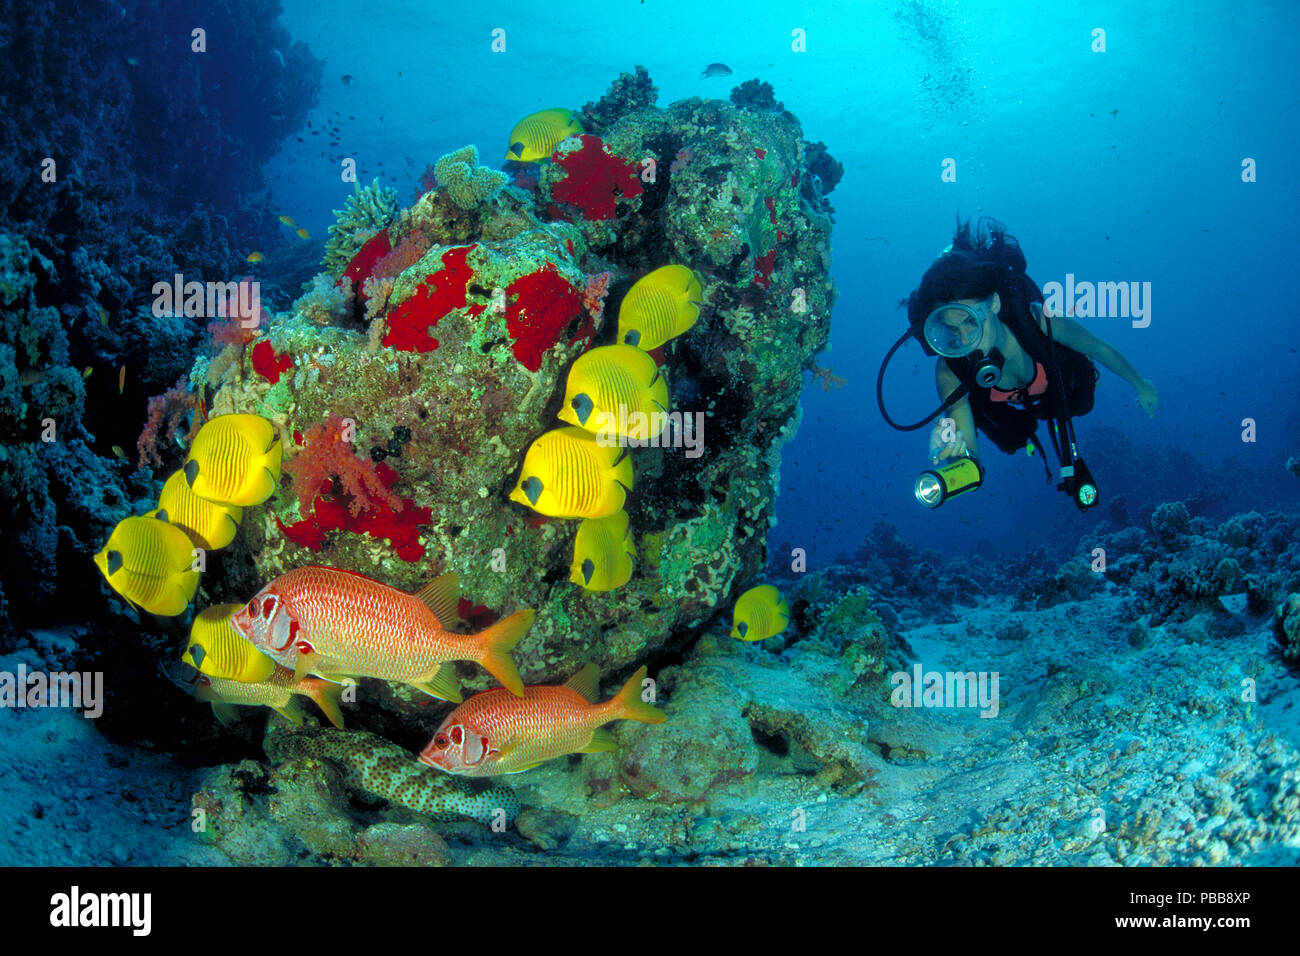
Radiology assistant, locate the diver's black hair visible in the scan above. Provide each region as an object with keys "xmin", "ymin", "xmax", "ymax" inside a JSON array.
[{"xmin": 903, "ymin": 217, "xmax": 1042, "ymax": 353}]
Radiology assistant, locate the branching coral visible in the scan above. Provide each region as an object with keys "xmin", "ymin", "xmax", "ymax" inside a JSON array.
[
  {"xmin": 137, "ymin": 375, "xmax": 197, "ymax": 470},
  {"xmin": 582, "ymin": 271, "xmax": 613, "ymax": 323},
  {"xmin": 433, "ymin": 145, "xmax": 508, "ymax": 210},
  {"xmin": 285, "ymin": 412, "xmax": 404, "ymax": 517},
  {"xmin": 371, "ymin": 232, "xmax": 431, "ymax": 280},
  {"xmin": 293, "ymin": 272, "xmax": 353, "ymax": 326},
  {"xmin": 323, "ymin": 179, "xmax": 400, "ymax": 278}
]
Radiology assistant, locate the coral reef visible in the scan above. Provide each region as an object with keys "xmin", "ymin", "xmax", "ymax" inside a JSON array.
[
  {"xmin": 189, "ymin": 725, "xmax": 517, "ymax": 865},
  {"xmin": 323, "ymin": 179, "xmax": 401, "ymax": 278},
  {"xmin": 0, "ymin": 0, "xmax": 322, "ymax": 629},
  {"xmin": 578, "ymin": 65, "xmax": 658, "ymax": 136},
  {"xmin": 433, "ymin": 145, "xmax": 509, "ymax": 210},
  {"xmin": 263, "ymin": 726, "xmax": 520, "ymax": 825},
  {"xmin": 180, "ymin": 74, "xmax": 839, "ymax": 778},
  {"xmin": 1276, "ymin": 593, "xmax": 1300, "ymax": 662}
]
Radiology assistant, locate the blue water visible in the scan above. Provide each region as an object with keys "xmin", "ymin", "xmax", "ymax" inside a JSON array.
[{"xmin": 262, "ymin": 0, "xmax": 1300, "ymax": 563}]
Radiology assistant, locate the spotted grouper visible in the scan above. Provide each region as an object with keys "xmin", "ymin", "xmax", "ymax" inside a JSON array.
[{"xmin": 264, "ymin": 727, "xmax": 520, "ymax": 826}]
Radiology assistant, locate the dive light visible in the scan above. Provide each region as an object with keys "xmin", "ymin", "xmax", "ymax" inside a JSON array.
[{"xmin": 915, "ymin": 457, "xmax": 985, "ymax": 509}]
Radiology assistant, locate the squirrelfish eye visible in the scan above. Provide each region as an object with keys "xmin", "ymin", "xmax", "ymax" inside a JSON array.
[
  {"xmin": 434, "ymin": 734, "xmax": 449, "ymax": 749},
  {"xmin": 245, "ymin": 599, "xmax": 258, "ymax": 616}
]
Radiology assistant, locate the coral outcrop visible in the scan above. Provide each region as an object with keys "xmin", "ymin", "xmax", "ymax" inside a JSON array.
[{"xmin": 197, "ymin": 74, "xmax": 839, "ymax": 724}]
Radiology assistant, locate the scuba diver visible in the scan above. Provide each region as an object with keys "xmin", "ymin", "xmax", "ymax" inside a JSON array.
[{"xmin": 877, "ymin": 218, "xmax": 1158, "ymax": 510}]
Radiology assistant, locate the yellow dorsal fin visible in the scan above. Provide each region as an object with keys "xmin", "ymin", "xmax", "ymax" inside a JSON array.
[
  {"xmin": 411, "ymin": 665, "xmax": 463, "ymax": 703},
  {"xmin": 564, "ymin": 663, "xmax": 600, "ymax": 703},
  {"xmin": 292, "ymin": 650, "xmax": 319, "ymax": 683},
  {"xmin": 578, "ymin": 727, "xmax": 617, "ymax": 753},
  {"xmin": 412, "ymin": 573, "xmax": 460, "ymax": 627}
]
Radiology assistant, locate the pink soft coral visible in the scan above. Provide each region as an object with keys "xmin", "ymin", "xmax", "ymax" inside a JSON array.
[
  {"xmin": 285, "ymin": 413, "xmax": 403, "ymax": 517},
  {"xmin": 137, "ymin": 376, "xmax": 196, "ymax": 470}
]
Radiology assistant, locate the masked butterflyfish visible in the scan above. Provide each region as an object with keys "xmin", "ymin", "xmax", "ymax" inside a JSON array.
[
  {"xmin": 184, "ymin": 413, "xmax": 283, "ymax": 506},
  {"xmin": 570, "ymin": 510, "xmax": 636, "ymax": 591},
  {"xmin": 183, "ymin": 603, "xmax": 275, "ymax": 683},
  {"xmin": 93, "ymin": 515, "xmax": 201, "ymax": 616},
  {"xmin": 149, "ymin": 470, "xmax": 243, "ymax": 551},
  {"xmin": 559, "ymin": 345, "xmax": 670, "ymax": 440},
  {"xmin": 616, "ymin": 265, "xmax": 703, "ymax": 351},
  {"xmin": 729, "ymin": 584, "xmax": 790, "ymax": 642},
  {"xmin": 506, "ymin": 108, "xmax": 583, "ymax": 163},
  {"xmin": 509, "ymin": 426, "xmax": 633, "ymax": 519}
]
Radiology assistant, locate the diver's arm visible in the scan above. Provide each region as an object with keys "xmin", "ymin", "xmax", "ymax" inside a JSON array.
[
  {"xmin": 934, "ymin": 360, "xmax": 981, "ymax": 460},
  {"xmin": 1041, "ymin": 312, "xmax": 1159, "ymax": 416}
]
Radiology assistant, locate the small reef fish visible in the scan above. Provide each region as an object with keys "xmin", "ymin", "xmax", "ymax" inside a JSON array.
[
  {"xmin": 296, "ymin": 227, "xmax": 310, "ymax": 240},
  {"xmin": 558, "ymin": 344, "xmax": 669, "ymax": 438},
  {"xmin": 278, "ymin": 215, "xmax": 296, "ymax": 227},
  {"xmin": 570, "ymin": 510, "xmax": 635, "ymax": 591},
  {"xmin": 730, "ymin": 584, "xmax": 790, "ymax": 642},
  {"xmin": 230, "ymin": 567, "xmax": 531, "ymax": 701},
  {"xmin": 617, "ymin": 265, "xmax": 704, "ymax": 351},
  {"xmin": 93, "ymin": 515, "xmax": 200, "ymax": 616},
  {"xmin": 118, "ymin": 365, "xmax": 126, "ymax": 394},
  {"xmin": 506, "ymin": 107, "xmax": 583, "ymax": 162},
  {"xmin": 82, "ymin": 367, "xmax": 93, "ymax": 379},
  {"xmin": 182, "ymin": 603, "xmax": 273, "ymax": 682},
  {"xmin": 184, "ymin": 413, "xmax": 282, "ymax": 507},
  {"xmin": 97, "ymin": 305, "xmax": 109, "ymax": 327},
  {"xmin": 110, "ymin": 445, "xmax": 128, "ymax": 461},
  {"xmin": 701, "ymin": 63, "xmax": 733, "ymax": 78},
  {"xmin": 17, "ymin": 368, "xmax": 43, "ymax": 386},
  {"xmin": 195, "ymin": 669, "xmax": 345, "ymax": 729},
  {"xmin": 510, "ymin": 426, "xmax": 633, "ymax": 519},
  {"xmin": 246, "ymin": 251, "xmax": 264, "ymax": 263},
  {"xmin": 419, "ymin": 664, "xmax": 665, "ymax": 776},
  {"xmin": 149, "ymin": 469, "xmax": 243, "ymax": 550}
]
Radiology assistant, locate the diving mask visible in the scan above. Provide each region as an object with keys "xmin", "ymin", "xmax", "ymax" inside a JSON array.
[{"xmin": 922, "ymin": 297, "xmax": 995, "ymax": 359}]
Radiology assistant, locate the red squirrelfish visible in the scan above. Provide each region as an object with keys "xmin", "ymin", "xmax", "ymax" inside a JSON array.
[
  {"xmin": 229, "ymin": 566, "xmax": 530, "ymax": 702},
  {"xmin": 418, "ymin": 664, "xmax": 666, "ymax": 776}
]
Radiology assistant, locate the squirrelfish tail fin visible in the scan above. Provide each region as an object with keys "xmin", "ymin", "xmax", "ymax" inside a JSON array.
[
  {"xmin": 477, "ymin": 609, "xmax": 533, "ymax": 697},
  {"xmin": 611, "ymin": 665, "xmax": 666, "ymax": 725}
]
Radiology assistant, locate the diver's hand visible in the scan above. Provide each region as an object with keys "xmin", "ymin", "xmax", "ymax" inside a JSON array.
[
  {"xmin": 928, "ymin": 418, "xmax": 969, "ymax": 463},
  {"xmin": 1136, "ymin": 378, "xmax": 1158, "ymax": 417}
]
